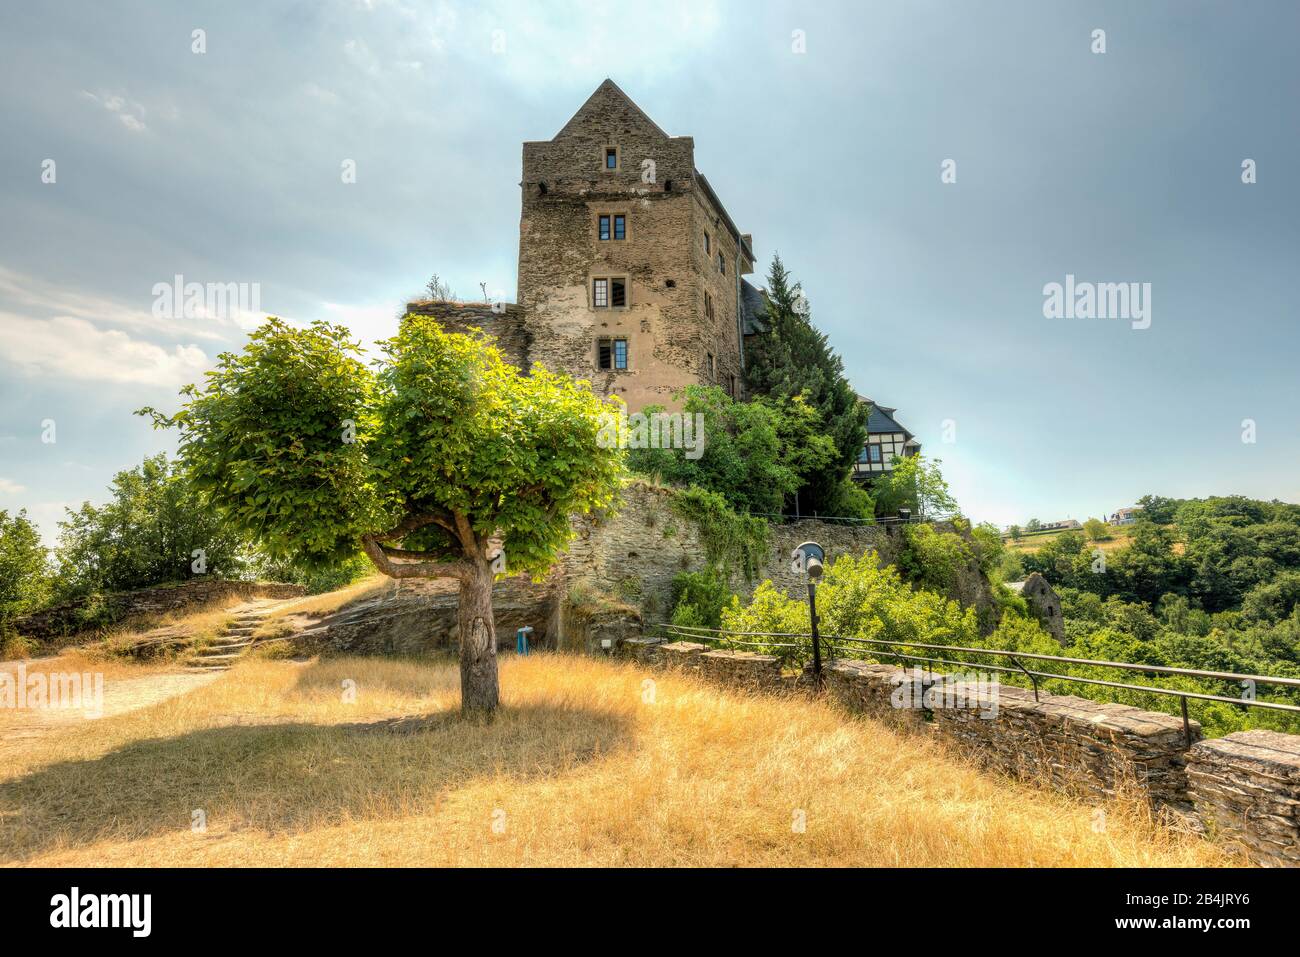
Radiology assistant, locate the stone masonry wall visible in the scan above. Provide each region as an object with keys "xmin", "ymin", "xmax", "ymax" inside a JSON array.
[
  {"xmin": 1187, "ymin": 730, "xmax": 1300, "ymax": 867},
  {"xmin": 14, "ymin": 579, "xmax": 306, "ymax": 641},
  {"xmin": 405, "ymin": 301, "xmax": 532, "ymax": 372},
  {"xmin": 556, "ymin": 481, "xmax": 993, "ymax": 630}
]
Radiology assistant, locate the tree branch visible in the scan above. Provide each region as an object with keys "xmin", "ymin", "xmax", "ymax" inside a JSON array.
[{"xmin": 361, "ymin": 534, "xmax": 470, "ymax": 581}]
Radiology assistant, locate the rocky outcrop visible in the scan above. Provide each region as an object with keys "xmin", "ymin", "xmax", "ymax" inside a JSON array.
[{"xmin": 294, "ymin": 577, "xmax": 552, "ymax": 656}]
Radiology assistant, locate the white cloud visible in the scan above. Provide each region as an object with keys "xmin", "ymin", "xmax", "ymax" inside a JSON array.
[
  {"xmin": 0, "ymin": 478, "xmax": 26, "ymax": 494},
  {"xmin": 0, "ymin": 266, "xmax": 232, "ymax": 342},
  {"xmin": 79, "ymin": 89, "xmax": 150, "ymax": 133},
  {"xmin": 0, "ymin": 313, "xmax": 209, "ymax": 386}
]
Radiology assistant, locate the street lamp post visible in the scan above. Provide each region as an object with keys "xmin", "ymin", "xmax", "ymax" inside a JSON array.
[{"xmin": 792, "ymin": 541, "xmax": 826, "ymax": 688}]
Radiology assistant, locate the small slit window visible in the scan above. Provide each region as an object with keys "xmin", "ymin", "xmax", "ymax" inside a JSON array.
[{"xmin": 604, "ymin": 147, "xmax": 618, "ymax": 170}]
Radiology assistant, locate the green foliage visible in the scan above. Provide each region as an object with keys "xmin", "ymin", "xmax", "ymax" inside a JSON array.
[
  {"xmin": 723, "ymin": 553, "xmax": 980, "ymax": 660},
  {"xmin": 822, "ymin": 477, "xmax": 876, "ymax": 521},
  {"xmin": 54, "ymin": 454, "xmax": 249, "ymax": 599},
  {"xmin": 742, "ymin": 255, "xmax": 870, "ymax": 513},
  {"xmin": 0, "ymin": 509, "xmax": 50, "ymax": 633},
  {"xmin": 140, "ymin": 320, "xmax": 382, "ymax": 568},
  {"xmin": 627, "ymin": 385, "xmax": 835, "ymax": 517},
  {"xmin": 670, "ymin": 486, "xmax": 769, "ymax": 581},
  {"xmin": 895, "ymin": 524, "xmax": 974, "ymax": 595},
  {"xmin": 1083, "ymin": 518, "xmax": 1111, "ymax": 542},
  {"xmin": 143, "ymin": 315, "xmax": 626, "ymax": 581},
  {"xmin": 253, "ymin": 551, "xmax": 374, "ymax": 595},
  {"xmin": 669, "ymin": 567, "xmax": 733, "ymax": 631},
  {"xmin": 870, "ymin": 455, "xmax": 957, "ymax": 519}
]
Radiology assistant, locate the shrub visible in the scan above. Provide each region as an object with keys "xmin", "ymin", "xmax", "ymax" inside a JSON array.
[
  {"xmin": 721, "ymin": 553, "xmax": 979, "ymax": 662},
  {"xmin": 669, "ymin": 568, "xmax": 733, "ymax": 631}
]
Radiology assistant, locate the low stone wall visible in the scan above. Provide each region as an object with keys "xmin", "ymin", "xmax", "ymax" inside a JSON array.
[
  {"xmin": 14, "ymin": 579, "xmax": 306, "ymax": 640},
  {"xmin": 827, "ymin": 661, "xmax": 1198, "ymax": 810},
  {"xmin": 698, "ymin": 649, "xmax": 782, "ymax": 690},
  {"xmin": 1187, "ymin": 730, "xmax": 1300, "ymax": 867},
  {"xmin": 618, "ymin": 642, "xmax": 1300, "ymax": 866}
]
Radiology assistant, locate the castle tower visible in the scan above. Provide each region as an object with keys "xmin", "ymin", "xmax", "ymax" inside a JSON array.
[{"xmin": 516, "ymin": 79, "xmax": 756, "ymax": 411}]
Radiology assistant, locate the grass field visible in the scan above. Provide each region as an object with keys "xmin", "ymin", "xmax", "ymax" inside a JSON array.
[
  {"xmin": 1004, "ymin": 525, "xmax": 1136, "ymax": 555},
  {"xmin": 0, "ymin": 652, "xmax": 1234, "ymax": 867}
]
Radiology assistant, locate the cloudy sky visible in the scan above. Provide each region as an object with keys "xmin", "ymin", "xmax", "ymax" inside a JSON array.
[{"xmin": 1, "ymin": 0, "xmax": 1297, "ymax": 542}]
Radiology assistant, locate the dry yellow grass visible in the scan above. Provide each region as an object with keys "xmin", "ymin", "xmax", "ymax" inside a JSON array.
[{"xmin": 0, "ymin": 653, "xmax": 1235, "ymax": 867}]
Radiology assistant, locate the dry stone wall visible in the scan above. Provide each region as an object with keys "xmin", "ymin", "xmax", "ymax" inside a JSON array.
[{"xmin": 1187, "ymin": 730, "xmax": 1300, "ymax": 867}]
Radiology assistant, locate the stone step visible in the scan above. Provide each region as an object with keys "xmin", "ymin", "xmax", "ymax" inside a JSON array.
[
  {"xmin": 198, "ymin": 642, "xmax": 254, "ymax": 655},
  {"xmin": 192, "ymin": 652, "xmax": 245, "ymax": 662}
]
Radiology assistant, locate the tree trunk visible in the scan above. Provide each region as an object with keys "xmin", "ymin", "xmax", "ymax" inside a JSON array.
[{"xmin": 457, "ymin": 561, "xmax": 499, "ymax": 717}]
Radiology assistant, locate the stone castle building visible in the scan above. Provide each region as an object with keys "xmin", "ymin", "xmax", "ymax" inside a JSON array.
[{"xmin": 409, "ymin": 79, "xmax": 768, "ymax": 411}]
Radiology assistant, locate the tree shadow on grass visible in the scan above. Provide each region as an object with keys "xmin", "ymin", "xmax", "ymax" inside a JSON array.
[{"xmin": 0, "ymin": 699, "xmax": 632, "ymax": 863}]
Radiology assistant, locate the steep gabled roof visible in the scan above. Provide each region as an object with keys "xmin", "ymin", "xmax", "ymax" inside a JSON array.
[
  {"xmin": 553, "ymin": 78, "xmax": 671, "ymax": 140},
  {"xmin": 858, "ymin": 397, "xmax": 915, "ymax": 440},
  {"xmin": 740, "ymin": 279, "xmax": 769, "ymax": 335}
]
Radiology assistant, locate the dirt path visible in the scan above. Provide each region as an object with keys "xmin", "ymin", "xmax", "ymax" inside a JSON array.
[{"xmin": 0, "ymin": 665, "xmax": 223, "ymax": 748}]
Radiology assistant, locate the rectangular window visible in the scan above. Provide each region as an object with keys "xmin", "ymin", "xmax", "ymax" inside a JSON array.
[
  {"xmin": 706, "ymin": 352, "xmax": 715, "ymax": 379},
  {"xmin": 718, "ymin": 252, "xmax": 726, "ymax": 275},
  {"xmin": 598, "ymin": 215, "xmax": 611, "ymax": 241},
  {"xmin": 597, "ymin": 338, "xmax": 628, "ymax": 370},
  {"xmin": 605, "ymin": 147, "xmax": 618, "ymax": 169},
  {"xmin": 867, "ymin": 445, "xmax": 882, "ymax": 463},
  {"xmin": 704, "ymin": 232, "xmax": 711, "ymax": 254},
  {"xmin": 704, "ymin": 291, "xmax": 713, "ymax": 319},
  {"xmin": 593, "ymin": 278, "xmax": 608, "ymax": 308},
  {"xmin": 611, "ymin": 278, "xmax": 626, "ymax": 307},
  {"xmin": 613, "ymin": 215, "xmax": 625, "ymax": 240},
  {"xmin": 729, "ymin": 374, "xmax": 738, "ymax": 398}
]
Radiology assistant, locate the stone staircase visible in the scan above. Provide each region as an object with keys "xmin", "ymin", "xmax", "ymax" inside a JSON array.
[{"xmin": 186, "ymin": 600, "xmax": 289, "ymax": 672}]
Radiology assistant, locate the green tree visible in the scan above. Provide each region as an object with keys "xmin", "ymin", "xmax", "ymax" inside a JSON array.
[
  {"xmin": 871, "ymin": 455, "xmax": 957, "ymax": 519},
  {"xmin": 1008, "ymin": 525, "xmax": 1022, "ymax": 542},
  {"xmin": 1083, "ymin": 518, "xmax": 1110, "ymax": 542},
  {"xmin": 743, "ymin": 255, "xmax": 869, "ymax": 512},
  {"xmin": 54, "ymin": 453, "xmax": 250, "ymax": 598},
  {"xmin": 0, "ymin": 509, "xmax": 51, "ymax": 632},
  {"xmin": 142, "ymin": 316, "xmax": 624, "ymax": 715},
  {"xmin": 627, "ymin": 386, "xmax": 836, "ymax": 516}
]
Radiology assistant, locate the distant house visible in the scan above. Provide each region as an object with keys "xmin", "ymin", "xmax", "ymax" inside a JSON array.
[
  {"xmin": 1111, "ymin": 507, "xmax": 1139, "ymax": 526},
  {"xmin": 851, "ymin": 397, "xmax": 921, "ymax": 485},
  {"xmin": 1038, "ymin": 519, "xmax": 1082, "ymax": 532}
]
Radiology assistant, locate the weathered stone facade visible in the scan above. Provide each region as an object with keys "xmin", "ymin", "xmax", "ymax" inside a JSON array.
[
  {"xmin": 13, "ymin": 579, "xmax": 305, "ymax": 641},
  {"xmin": 1012, "ymin": 572, "xmax": 1064, "ymax": 644},
  {"xmin": 408, "ymin": 79, "xmax": 754, "ymax": 413}
]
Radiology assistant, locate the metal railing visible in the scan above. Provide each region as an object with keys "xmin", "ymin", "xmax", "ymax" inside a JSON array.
[{"xmin": 650, "ymin": 622, "xmax": 1300, "ymax": 745}]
